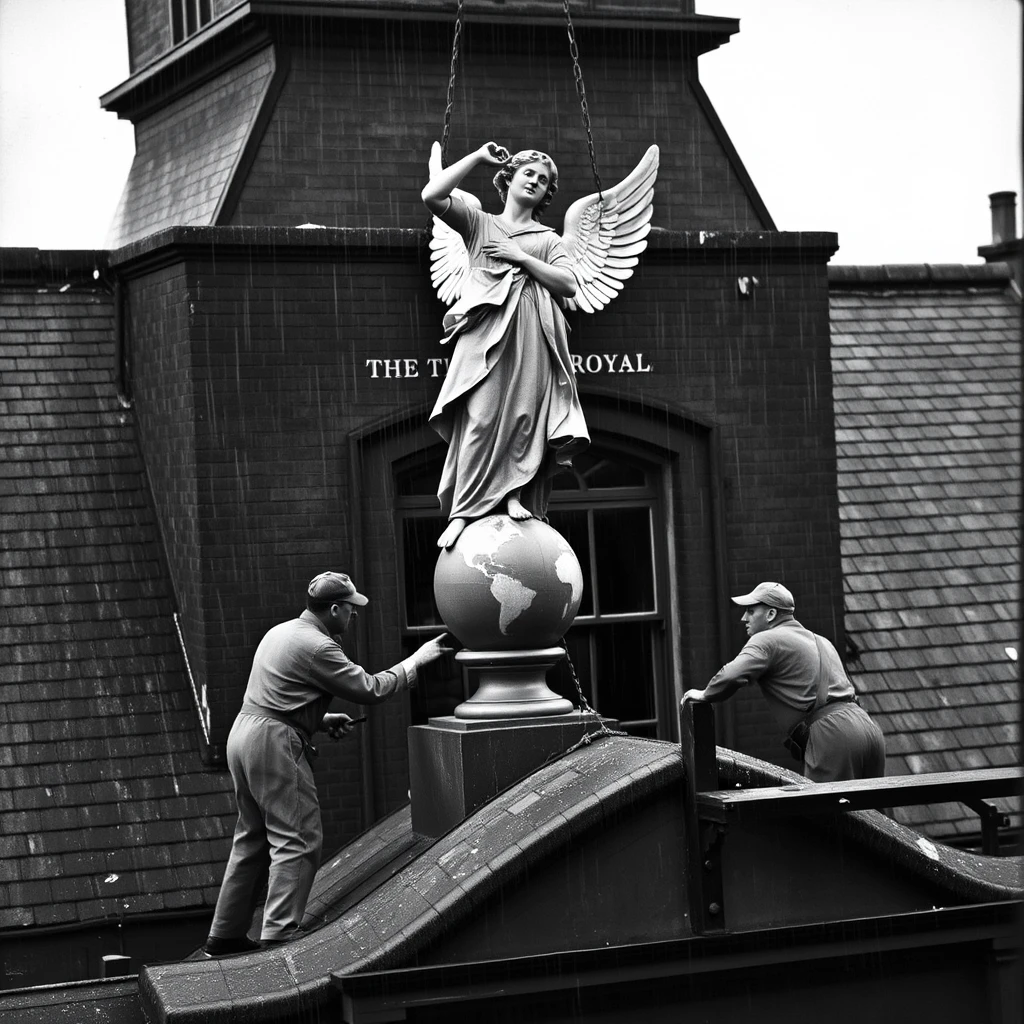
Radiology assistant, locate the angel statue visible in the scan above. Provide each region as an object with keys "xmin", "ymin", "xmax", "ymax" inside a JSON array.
[{"xmin": 422, "ymin": 140, "xmax": 659, "ymax": 549}]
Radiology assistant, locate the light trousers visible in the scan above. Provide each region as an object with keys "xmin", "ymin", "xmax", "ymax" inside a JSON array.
[{"xmin": 208, "ymin": 713, "xmax": 323, "ymax": 942}]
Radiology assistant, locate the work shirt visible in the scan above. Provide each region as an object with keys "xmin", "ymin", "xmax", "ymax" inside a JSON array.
[
  {"xmin": 242, "ymin": 610, "xmax": 414, "ymax": 739},
  {"xmin": 704, "ymin": 618, "xmax": 855, "ymax": 733}
]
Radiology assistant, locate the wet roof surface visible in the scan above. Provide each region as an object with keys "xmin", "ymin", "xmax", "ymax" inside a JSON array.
[
  {"xmin": 829, "ymin": 263, "xmax": 1021, "ymax": 836},
  {"xmin": 142, "ymin": 735, "xmax": 1022, "ymax": 1024}
]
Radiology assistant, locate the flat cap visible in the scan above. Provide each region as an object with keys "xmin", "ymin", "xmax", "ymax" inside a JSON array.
[
  {"xmin": 307, "ymin": 571, "xmax": 368, "ymax": 607},
  {"xmin": 731, "ymin": 581, "xmax": 795, "ymax": 611}
]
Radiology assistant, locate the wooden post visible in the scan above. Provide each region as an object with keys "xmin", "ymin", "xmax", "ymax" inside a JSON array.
[{"xmin": 680, "ymin": 698, "xmax": 726, "ymax": 934}]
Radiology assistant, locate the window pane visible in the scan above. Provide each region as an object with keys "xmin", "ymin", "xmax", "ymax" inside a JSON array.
[
  {"xmin": 581, "ymin": 456, "xmax": 647, "ymax": 489},
  {"xmin": 402, "ymin": 517, "xmax": 446, "ymax": 626},
  {"xmin": 551, "ymin": 468, "xmax": 582, "ymax": 491},
  {"xmin": 171, "ymin": 0, "xmax": 184, "ymax": 43},
  {"xmin": 395, "ymin": 453, "xmax": 444, "ymax": 496},
  {"xmin": 558, "ymin": 450, "xmax": 648, "ymax": 489},
  {"xmin": 593, "ymin": 507, "xmax": 654, "ymax": 613},
  {"xmin": 593, "ymin": 622, "xmax": 657, "ymax": 732},
  {"xmin": 544, "ymin": 508, "xmax": 593, "ymax": 616}
]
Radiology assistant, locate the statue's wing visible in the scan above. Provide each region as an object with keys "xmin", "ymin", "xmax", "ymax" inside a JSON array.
[
  {"xmin": 559, "ymin": 145, "xmax": 659, "ymax": 314},
  {"xmin": 427, "ymin": 141, "xmax": 481, "ymax": 306}
]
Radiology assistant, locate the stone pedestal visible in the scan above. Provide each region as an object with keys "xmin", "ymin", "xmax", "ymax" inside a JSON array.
[
  {"xmin": 454, "ymin": 647, "xmax": 575, "ymax": 719},
  {"xmin": 408, "ymin": 712, "xmax": 615, "ymax": 838}
]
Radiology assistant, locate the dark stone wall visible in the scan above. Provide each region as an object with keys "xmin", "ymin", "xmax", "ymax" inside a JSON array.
[
  {"xmin": 229, "ymin": 19, "xmax": 767, "ymax": 233},
  {"xmin": 125, "ymin": 0, "xmax": 243, "ymax": 73},
  {"xmin": 126, "ymin": 264, "xmax": 210, "ymax": 732},
  {"xmin": 112, "ymin": 224, "xmax": 839, "ymax": 847},
  {"xmin": 107, "ymin": 2, "xmax": 835, "ymax": 849}
]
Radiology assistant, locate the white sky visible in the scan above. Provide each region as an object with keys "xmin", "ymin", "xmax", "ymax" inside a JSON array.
[{"xmin": 0, "ymin": 0, "xmax": 1020, "ymax": 264}]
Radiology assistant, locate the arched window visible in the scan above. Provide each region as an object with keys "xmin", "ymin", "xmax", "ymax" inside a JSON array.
[{"xmin": 393, "ymin": 444, "xmax": 669, "ymax": 738}]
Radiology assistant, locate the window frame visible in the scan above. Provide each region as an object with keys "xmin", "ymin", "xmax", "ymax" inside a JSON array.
[
  {"xmin": 170, "ymin": 0, "xmax": 213, "ymax": 46},
  {"xmin": 392, "ymin": 445, "xmax": 671, "ymax": 737}
]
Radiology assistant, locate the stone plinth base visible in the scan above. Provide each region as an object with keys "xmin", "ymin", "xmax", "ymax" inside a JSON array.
[
  {"xmin": 454, "ymin": 647, "xmax": 574, "ymax": 719},
  {"xmin": 408, "ymin": 712, "xmax": 615, "ymax": 838}
]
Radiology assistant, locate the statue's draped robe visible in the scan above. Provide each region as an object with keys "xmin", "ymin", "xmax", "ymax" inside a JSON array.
[{"xmin": 429, "ymin": 199, "xmax": 590, "ymax": 521}]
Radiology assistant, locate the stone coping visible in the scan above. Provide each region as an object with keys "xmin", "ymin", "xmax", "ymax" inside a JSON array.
[{"xmin": 101, "ymin": 225, "xmax": 839, "ymax": 274}]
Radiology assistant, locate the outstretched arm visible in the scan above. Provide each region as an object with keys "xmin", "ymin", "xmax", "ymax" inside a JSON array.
[
  {"xmin": 422, "ymin": 142, "xmax": 509, "ymax": 216},
  {"xmin": 683, "ymin": 643, "xmax": 769, "ymax": 704}
]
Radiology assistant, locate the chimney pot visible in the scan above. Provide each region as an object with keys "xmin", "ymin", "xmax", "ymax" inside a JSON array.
[{"xmin": 989, "ymin": 191, "xmax": 1017, "ymax": 245}]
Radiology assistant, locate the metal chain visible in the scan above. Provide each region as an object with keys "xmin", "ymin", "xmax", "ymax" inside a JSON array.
[
  {"xmin": 560, "ymin": 640, "xmax": 626, "ymax": 749},
  {"xmin": 563, "ymin": 0, "xmax": 603, "ymax": 199},
  {"xmin": 440, "ymin": 0, "xmax": 466, "ymax": 168},
  {"xmin": 441, "ymin": 0, "xmax": 601, "ymax": 196}
]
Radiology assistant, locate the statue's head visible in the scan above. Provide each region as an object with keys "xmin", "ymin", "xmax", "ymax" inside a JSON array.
[{"xmin": 493, "ymin": 150, "xmax": 559, "ymax": 219}]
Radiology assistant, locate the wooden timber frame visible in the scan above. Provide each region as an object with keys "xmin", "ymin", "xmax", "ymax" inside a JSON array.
[{"xmin": 680, "ymin": 699, "xmax": 1023, "ymax": 936}]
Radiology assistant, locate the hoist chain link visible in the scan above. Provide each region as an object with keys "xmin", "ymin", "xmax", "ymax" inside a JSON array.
[
  {"xmin": 560, "ymin": 639, "xmax": 626, "ymax": 748},
  {"xmin": 440, "ymin": 0, "xmax": 466, "ymax": 168},
  {"xmin": 563, "ymin": 0, "xmax": 603, "ymax": 199}
]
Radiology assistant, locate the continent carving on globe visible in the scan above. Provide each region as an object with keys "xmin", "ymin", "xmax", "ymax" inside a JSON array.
[{"xmin": 434, "ymin": 515, "xmax": 584, "ymax": 651}]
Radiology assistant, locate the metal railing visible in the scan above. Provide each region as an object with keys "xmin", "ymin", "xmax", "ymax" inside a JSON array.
[{"xmin": 680, "ymin": 699, "xmax": 1023, "ymax": 935}]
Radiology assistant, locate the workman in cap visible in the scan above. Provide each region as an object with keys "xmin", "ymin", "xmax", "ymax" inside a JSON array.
[
  {"xmin": 204, "ymin": 572, "xmax": 450, "ymax": 957},
  {"xmin": 682, "ymin": 582, "xmax": 885, "ymax": 783}
]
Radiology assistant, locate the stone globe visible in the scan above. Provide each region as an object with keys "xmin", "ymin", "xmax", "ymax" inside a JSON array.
[{"xmin": 434, "ymin": 515, "xmax": 583, "ymax": 651}]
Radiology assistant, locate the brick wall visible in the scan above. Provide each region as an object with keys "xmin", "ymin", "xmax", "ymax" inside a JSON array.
[
  {"xmin": 105, "ymin": 3, "xmax": 836, "ymax": 846},
  {"xmin": 229, "ymin": 19, "xmax": 767, "ymax": 233},
  {"xmin": 107, "ymin": 46, "xmax": 277, "ymax": 249},
  {"xmin": 112, "ymin": 224, "xmax": 838, "ymax": 844},
  {"xmin": 125, "ymin": 0, "xmax": 244, "ymax": 73},
  {"xmin": 127, "ymin": 264, "xmax": 211, "ymax": 738}
]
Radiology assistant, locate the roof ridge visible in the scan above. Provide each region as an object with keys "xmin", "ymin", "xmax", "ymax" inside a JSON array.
[{"xmin": 828, "ymin": 263, "xmax": 1014, "ymax": 288}]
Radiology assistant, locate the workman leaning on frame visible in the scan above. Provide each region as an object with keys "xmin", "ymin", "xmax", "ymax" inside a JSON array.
[
  {"xmin": 204, "ymin": 572, "xmax": 450, "ymax": 958},
  {"xmin": 682, "ymin": 582, "xmax": 885, "ymax": 782}
]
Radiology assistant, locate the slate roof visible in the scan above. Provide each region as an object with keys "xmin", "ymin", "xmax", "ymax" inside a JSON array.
[
  {"xmin": 829, "ymin": 263, "xmax": 1021, "ymax": 839},
  {"xmin": 0, "ymin": 250, "xmax": 235, "ymax": 929}
]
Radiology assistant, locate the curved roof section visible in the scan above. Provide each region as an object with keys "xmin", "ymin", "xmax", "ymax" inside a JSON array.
[{"xmin": 140, "ymin": 735, "xmax": 1021, "ymax": 1024}]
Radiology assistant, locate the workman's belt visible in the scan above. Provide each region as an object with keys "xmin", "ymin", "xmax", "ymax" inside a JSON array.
[
  {"xmin": 239, "ymin": 701, "xmax": 318, "ymax": 761},
  {"xmin": 807, "ymin": 694, "xmax": 860, "ymax": 726}
]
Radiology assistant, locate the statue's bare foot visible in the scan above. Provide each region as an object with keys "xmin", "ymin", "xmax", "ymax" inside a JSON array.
[
  {"xmin": 506, "ymin": 497, "xmax": 533, "ymax": 521},
  {"xmin": 437, "ymin": 518, "xmax": 468, "ymax": 549}
]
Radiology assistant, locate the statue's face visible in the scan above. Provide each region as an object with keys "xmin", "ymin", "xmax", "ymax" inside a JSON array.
[{"xmin": 510, "ymin": 161, "xmax": 552, "ymax": 207}]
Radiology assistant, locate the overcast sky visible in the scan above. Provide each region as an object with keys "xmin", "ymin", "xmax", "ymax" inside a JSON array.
[{"xmin": 0, "ymin": 0, "xmax": 1020, "ymax": 264}]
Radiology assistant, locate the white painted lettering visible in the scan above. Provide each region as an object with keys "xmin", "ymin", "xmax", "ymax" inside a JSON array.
[
  {"xmin": 585, "ymin": 354, "xmax": 602, "ymax": 374},
  {"xmin": 383, "ymin": 359, "xmax": 402, "ymax": 378},
  {"xmin": 636, "ymin": 353, "xmax": 653, "ymax": 372},
  {"xmin": 403, "ymin": 358, "xmax": 419, "ymax": 378},
  {"xmin": 619, "ymin": 354, "xmax": 634, "ymax": 372},
  {"xmin": 427, "ymin": 357, "xmax": 450, "ymax": 378},
  {"xmin": 365, "ymin": 359, "xmax": 382, "ymax": 378},
  {"xmin": 571, "ymin": 354, "xmax": 584, "ymax": 374},
  {"xmin": 602, "ymin": 354, "xmax": 618, "ymax": 373}
]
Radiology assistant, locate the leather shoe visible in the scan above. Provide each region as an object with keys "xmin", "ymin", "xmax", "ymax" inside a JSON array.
[{"xmin": 203, "ymin": 935, "xmax": 261, "ymax": 958}]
